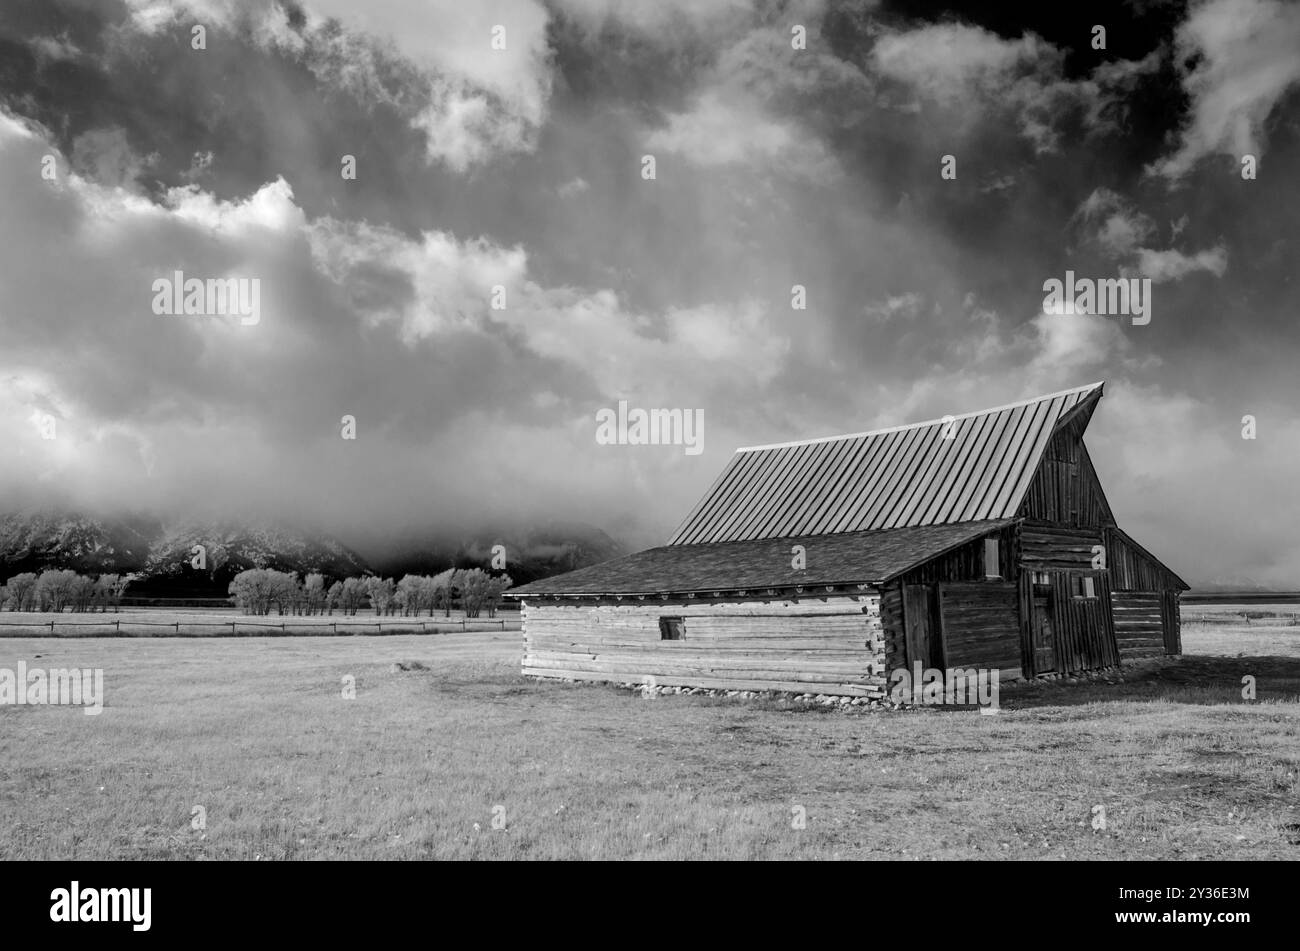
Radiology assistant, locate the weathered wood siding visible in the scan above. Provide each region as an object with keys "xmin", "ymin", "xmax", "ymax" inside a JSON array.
[
  {"xmin": 1048, "ymin": 571, "xmax": 1119, "ymax": 672},
  {"xmin": 520, "ymin": 594, "xmax": 887, "ymax": 697},
  {"xmin": 893, "ymin": 523, "xmax": 1018, "ymax": 583},
  {"xmin": 880, "ymin": 582, "xmax": 906, "ymax": 673},
  {"xmin": 1020, "ymin": 522, "xmax": 1104, "ymax": 572},
  {"xmin": 1162, "ymin": 590, "xmax": 1182, "ymax": 655},
  {"xmin": 1105, "ymin": 528, "xmax": 1184, "ymax": 591},
  {"xmin": 1112, "ymin": 591, "xmax": 1165, "ymax": 658},
  {"xmin": 1018, "ymin": 423, "xmax": 1114, "ymax": 528},
  {"xmin": 937, "ymin": 581, "xmax": 1022, "ymax": 674}
]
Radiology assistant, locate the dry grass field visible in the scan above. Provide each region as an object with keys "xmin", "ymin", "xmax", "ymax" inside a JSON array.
[{"xmin": 0, "ymin": 606, "xmax": 1297, "ymax": 860}]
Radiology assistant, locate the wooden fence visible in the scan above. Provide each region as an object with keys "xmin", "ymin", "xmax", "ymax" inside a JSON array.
[{"xmin": 0, "ymin": 618, "xmax": 515, "ymax": 636}]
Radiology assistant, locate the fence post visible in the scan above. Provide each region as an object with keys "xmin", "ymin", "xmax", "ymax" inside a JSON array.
[
  {"xmin": 50, "ymin": 620, "xmax": 55, "ymax": 633},
  {"xmin": 115, "ymin": 620, "xmax": 120, "ymax": 634},
  {"xmin": 231, "ymin": 622, "xmax": 236, "ymax": 635},
  {"xmin": 175, "ymin": 622, "xmax": 179, "ymax": 633},
  {"xmin": 332, "ymin": 623, "xmax": 336, "ymax": 633},
  {"xmin": 461, "ymin": 619, "xmax": 466, "ymax": 631}
]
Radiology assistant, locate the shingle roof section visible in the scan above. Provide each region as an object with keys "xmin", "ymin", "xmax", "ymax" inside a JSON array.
[
  {"xmin": 508, "ymin": 519, "xmax": 1015, "ymax": 597},
  {"xmin": 668, "ymin": 382, "xmax": 1104, "ymax": 545}
]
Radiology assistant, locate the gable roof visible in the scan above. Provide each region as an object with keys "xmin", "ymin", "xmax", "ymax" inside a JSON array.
[
  {"xmin": 508, "ymin": 519, "xmax": 1014, "ymax": 598},
  {"xmin": 668, "ymin": 382, "xmax": 1104, "ymax": 545}
]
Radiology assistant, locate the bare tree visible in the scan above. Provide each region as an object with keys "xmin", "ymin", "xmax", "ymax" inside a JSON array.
[
  {"xmin": 4, "ymin": 573, "xmax": 38, "ymax": 611},
  {"xmin": 304, "ymin": 573, "xmax": 327, "ymax": 616},
  {"xmin": 35, "ymin": 569, "xmax": 79, "ymax": 613}
]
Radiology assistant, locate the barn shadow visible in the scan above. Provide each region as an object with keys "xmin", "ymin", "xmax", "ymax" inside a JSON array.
[{"xmin": 998, "ymin": 654, "xmax": 1300, "ymax": 709}]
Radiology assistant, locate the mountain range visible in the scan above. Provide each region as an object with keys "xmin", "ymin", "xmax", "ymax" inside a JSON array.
[{"xmin": 0, "ymin": 509, "xmax": 626, "ymax": 594}]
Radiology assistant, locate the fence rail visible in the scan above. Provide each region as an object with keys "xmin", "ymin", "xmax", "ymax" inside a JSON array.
[{"xmin": 0, "ymin": 618, "xmax": 513, "ymax": 635}]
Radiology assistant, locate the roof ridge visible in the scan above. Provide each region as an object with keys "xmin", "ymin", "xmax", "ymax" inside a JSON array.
[{"xmin": 736, "ymin": 381, "xmax": 1104, "ymax": 453}]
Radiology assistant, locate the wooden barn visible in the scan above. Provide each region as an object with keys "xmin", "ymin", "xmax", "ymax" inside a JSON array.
[{"xmin": 508, "ymin": 382, "xmax": 1188, "ymax": 699}]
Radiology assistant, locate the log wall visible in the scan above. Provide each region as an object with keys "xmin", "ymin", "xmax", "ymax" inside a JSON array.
[
  {"xmin": 1111, "ymin": 591, "xmax": 1165, "ymax": 659},
  {"xmin": 880, "ymin": 582, "xmax": 907, "ymax": 673},
  {"xmin": 520, "ymin": 593, "xmax": 887, "ymax": 697},
  {"xmin": 1020, "ymin": 522, "xmax": 1104, "ymax": 572}
]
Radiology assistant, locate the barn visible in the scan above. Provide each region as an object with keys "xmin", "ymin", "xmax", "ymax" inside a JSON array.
[{"xmin": 507, "ymin": 382, "xmax": 1188, "ymax": 699}]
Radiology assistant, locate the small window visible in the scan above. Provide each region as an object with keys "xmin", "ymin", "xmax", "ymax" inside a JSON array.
[
  {"xmin": 1071, "ymin": 576, "xmax": 1097, "ymax": 599},
  {"xmin": 983, "ymin": 538, "xmax": 1002, "ymax": 579},
  {"xmin": 1032, "ymin": 571, "xmax": 1051, "ymax": 585},
  {"xmin": 659, "ymin": 616, "xmax": 685, "ymax": 640}
]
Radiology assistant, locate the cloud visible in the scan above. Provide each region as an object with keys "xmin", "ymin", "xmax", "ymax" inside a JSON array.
[
  {"xmin": 1153, "ymin": 0, "xmax": 1300, "ymax": 178},
  {"xmin": 645, "ymin": 90, "xmax": 839, "ymax": 180},
  {"xmin": 556, "ymin": 176, "xmax": 589, "ymax": 198},
  {"xmin": 123, "ymin": 0, "xmax": 555, "ymax": 172},
  {"xmin": 1075, "ymin": 188, "xmax": 1229, "ymax": 282},
  {"xmin": 0, "ymin": 107, "xmax": 789, "ymax": 543},
  {"xmin": 1076, "ymin": 188, "xmax": 1156, "ymax": 256},
  {"xmin": 869, "ymin": 22, "xmax": 1159, "ymax": 153},
  {"xmin": 1133, "ymin": 245, "xmax": 1229, "ymax": 282}
]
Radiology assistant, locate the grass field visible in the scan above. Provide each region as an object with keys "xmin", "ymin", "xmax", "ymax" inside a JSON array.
[{"xmin": 0, "ymin": 605, "xmax": 1297, "ymax": 860}]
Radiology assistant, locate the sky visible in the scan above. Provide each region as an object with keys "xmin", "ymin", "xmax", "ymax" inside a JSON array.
[{"xmin": 0, "ymin": 0, "xmax": 1297, "ymax": 586}]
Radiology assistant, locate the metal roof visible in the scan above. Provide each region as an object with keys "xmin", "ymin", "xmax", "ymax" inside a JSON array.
[
  {"xmin": 668, "ymin": 382, "xmax": 1104, "ymax": 545},
  {"xmin": 508, "ymin": 519, "xmax": 1016, "ymax": 598}
]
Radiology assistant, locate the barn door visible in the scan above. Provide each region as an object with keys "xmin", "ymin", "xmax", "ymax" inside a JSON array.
[
  {"xmin": 1032, "ymin": 593, "xmax": 1057, "ymax": 674},
  {"xmin": 903, "ymin": 583, "xmax": 943, "ymax": 668}
]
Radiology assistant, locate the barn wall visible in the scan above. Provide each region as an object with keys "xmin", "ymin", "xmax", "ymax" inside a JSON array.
[
  {"xmin": 881, "ymin": 582, "xmax": 906, "ymax": 674},
  {"xmin": 937, "ymin": 581, "xmax": 1022, "ymax": 674},
  {"xmin": 1162, "ymin": 590, "xmax": 1182, "ymax": 655},
  {"xmin": 1017, "ymin": 426, "xmax": 1114, "ymax": 528},
  {"xmin": 893, "ymin": 523, "xmax": 1018, "ymax": 584},
  {"xmin": 1020, "ymin": 522, "xmax": 1104, "ymax": 572},
  {"xmin": 1049, "ymin": 571, "xmax": 1120, "ymax": 672},
  {"xmin": 1105, "ymin": 529, "xmax": 1184, "ymax": 592},
  {"xmin": 521, "ymin": 593, "xmax": 887, "ymax": 697},
  {"xmin": 1111, "ymin": 591, "xmax": 1165, "ymax": 659}
]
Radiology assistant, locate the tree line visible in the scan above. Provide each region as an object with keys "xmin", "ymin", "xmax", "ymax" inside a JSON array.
[
  {"xmin": 226, "ymin": 568, "xmax": 513, "ymax": 618},
  {"xmin": 0, "ymin": 567, "xmax": 514, "ymax": 618},
  {"xmin": 0, "ymin": 570, "xmax": 132, "ymax": 612}
]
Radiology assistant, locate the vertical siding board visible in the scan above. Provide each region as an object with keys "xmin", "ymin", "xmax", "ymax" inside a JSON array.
[{"xmin": 1018, "ymin": 569, "xmax": 1036, "ymax": 678}]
